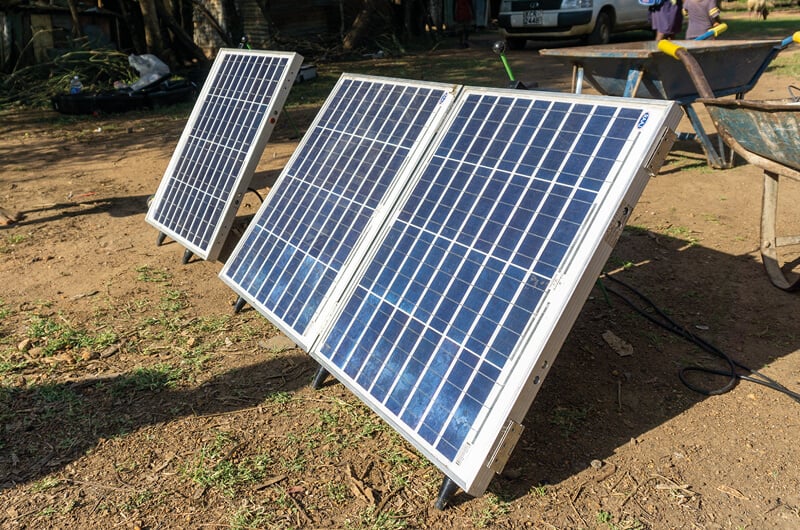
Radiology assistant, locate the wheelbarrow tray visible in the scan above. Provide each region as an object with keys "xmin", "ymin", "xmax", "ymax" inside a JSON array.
[
  {"xmin": 697, "ymin": 97, "xmax": 800, "ymax": 290},
  {"xmin": 540, "ymin": 40, "xmax": 781, "ymax": 102},
  {"xmin": 698, "ymin": 98, "xmax": 800, "ymax": 172}
]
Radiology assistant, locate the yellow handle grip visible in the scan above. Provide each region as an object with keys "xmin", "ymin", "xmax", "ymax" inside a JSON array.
[
  {"xmin": 712, "ymin": 23, "xmax": 727, "ymax": 37},
  {"xmin": 794, "ymin": 31, "xmax": 800, "ymax": 44},
  {"xmin": 658, "ymin": 39, "xmax": 685, "ymax": 59}
]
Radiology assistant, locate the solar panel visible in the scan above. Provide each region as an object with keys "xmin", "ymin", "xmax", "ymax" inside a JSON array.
[
  {"xmin": 219, "ymin": 74, "xmax": 460, "ymax": 349},
  {"xmin": 310, "ymin": 87, "xmax": 682, "ymax": 497},
  {"xmin": 145, "ymin": 49, "xmax": 303, "ymax": 261}
]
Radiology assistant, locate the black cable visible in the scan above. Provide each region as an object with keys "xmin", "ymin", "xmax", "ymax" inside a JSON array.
[
  {"xmin": 246, "ymin": 187, "xmax": 264, "ymax": 203},
  {"xmin": 599, "ymin": 273, "xmax": 800, "ymax": 404}
]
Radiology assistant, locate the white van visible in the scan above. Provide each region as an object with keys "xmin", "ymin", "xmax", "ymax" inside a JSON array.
[{"xmin": 497, "ymin": 0, "xmax": 653, "ymax": 48}]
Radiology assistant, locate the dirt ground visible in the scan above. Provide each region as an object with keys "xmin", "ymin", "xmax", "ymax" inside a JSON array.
[{"xmin": 1, "ymin": 18, "xmax": 800, "ymax": 530}]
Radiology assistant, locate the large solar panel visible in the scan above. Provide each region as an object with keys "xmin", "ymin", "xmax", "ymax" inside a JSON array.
[
  {"xmin": 219, "ymin": 74, "xmax": 460, "ymax": 349},
  {"xmin": 310, "ymin": 87, "xmax": 682, "ymax": 496},
  {"xmin": 146, "ymin": 49, "xmax": 302, "ymax": 261}
]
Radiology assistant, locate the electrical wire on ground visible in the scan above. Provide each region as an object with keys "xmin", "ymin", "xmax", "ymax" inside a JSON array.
[{"xmin": 598, "ymin": 273, "xmax": 800, "ymax": 405}]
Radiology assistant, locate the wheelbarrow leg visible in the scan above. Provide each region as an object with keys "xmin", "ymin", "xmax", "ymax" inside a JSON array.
[
  {"xmin": 571, "ymin": 65, "xmax": 584, "ymax": 94},
  {"xmin": 760, "ymin": 170, "xmax": 800, "ymax": 291},
  {"xmin": 682, "ymin": 104, "xmax": 732, "ymax": 169}
]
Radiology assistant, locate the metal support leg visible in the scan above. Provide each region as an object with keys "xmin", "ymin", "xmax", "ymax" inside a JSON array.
[
  {"xmin": 311, "ymin": 366, "xmax": 330, "ymax": 389},
  {"xmin": 233, "ymin": 296, "xmax": 247, "ymax": 314},
  {"xmin": 156, "ymin": 232, "xmax": 166, "ymax": 246},
  {"xmin": 434, "ymin": 476, "xmax": 460, "ymax": 510}
]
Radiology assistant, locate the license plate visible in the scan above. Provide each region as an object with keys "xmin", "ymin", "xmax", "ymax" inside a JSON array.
[{"xmin": 524, "ymin": 9, "xmax": 543, "ymax": 25}]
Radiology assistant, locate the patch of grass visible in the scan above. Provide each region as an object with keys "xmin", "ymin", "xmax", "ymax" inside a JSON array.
[
  {"xmin": 359, "ymin": 417, "xmax": 386, "ymax": 438},
  {"xmin": 188, "ymin": 315, "xmax": 230, "ymax": 333},
  {"xmin": 185, "ymin": 431, "xmax": 272, "ymax": 497},
  {"xmin": 472, "ymin": 493, "xmax": 511, "ymax": 528},
  {"xmin": 770, "ymin": 51, "xmax": 800, "ymax": 79},
  {"xmin": 607, "ymin": 257, "xmax": 635, "ymax": 271},
  {"xmin": 121, "ymin": 489, "xmax": 154, "ymax": 512},
  {"xmin": 111, "ymin": 364, "xmax": 183, "ymax": 394},
  {"xmin": 0, "ymin": 358, "xmax": 28, "ymax": 374},
  {"xmin": 25, "ymin": 315, "xmax": 118, "ymax": 357},
  {"xmin": 279, "ymin": 454, "xmax": 306, "ymax": 473},
  {"xmin": 723, "ymin": 13, "xmax": 800, "ymax": 43},
  {"xmin": 326, "ymin": 480, "xmax": 350, "ymax": 504},
  {"xmin": 265, "ymin": 390, "xmax": 294, "ymax": 404},
  {"xmin": 530, "ymin": 483, "xmax": 548, "ymax": 497},
  {"xmin": 229, "ymin": 502, "xmax": 276, "ymax": 530},
  {"xmin": 597, "ymin": 509, "xmax": 613, "ymax": 524},
  {"xmin": 160, "ymin": 288, "xmax": 188, "ymax": 312},
  {"xmin": 0, "ymin": 233, "xmax": 26, "ymax": 253},
  {"xmin": 135, "ymin": 265, "xmax": 172, "ymax": 283},
  {"xmin": 347, "ymin": 506, "xmax": 409, "ymax": 530},
  {"xmin": 30, "ymin": 383, "xmax": 84, "ymax": 421},
  {"xmin": 549, "ymin": 405, "xmax": 591, "ymax": 438},
  {"xmin": 0, "ymin": 299, "xmax": 10, "ymax": 319},
  {"xmin": 663, "ymin": 225, "xmax": 700, "ymax": 245},
  {"xmin": 30, "ymin": 477, "xmax": 62, "ymax": 493},
  {"xmin": 180, "ymin": 345, "xmax": 215, "ymax": 371}
]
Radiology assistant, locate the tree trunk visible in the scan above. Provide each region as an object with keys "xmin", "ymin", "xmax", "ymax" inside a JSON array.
[
  {"xmin": 65, "ymin": 0, "xmax": 84, "ymax": 38},
  {"xmin": 139, "ymin": 0, "xmax": 165, "ymax": 54},
  {"xmin": 118, "ymin": 0, "xmax": 147, "ymax": 54},
  {"xmin": 343, "ymin": 0, "xmax": 388, "ymax": 50},
  {"xmin": 155, "ymin": 0, "xmax": 210, "ymax": 63},
  {"xmin": 189, "ymin": 0, "xmax": 231, "ymax": 44},
  {"xmin": 221, "ymin": 0, "xmax": 243, "ymax": 44}
]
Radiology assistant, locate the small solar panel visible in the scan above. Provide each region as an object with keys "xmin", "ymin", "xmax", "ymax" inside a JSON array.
[
  {"xmin": 311, "ymin": 87, "xmax": 682, "ymax": 496},
  {"xmin": 219, "ymin": 74, "xmax": 460, "ymax": 349},
  {"xmin": 146, "ymin": 49, "xmax": 302, "ymax": 261}
]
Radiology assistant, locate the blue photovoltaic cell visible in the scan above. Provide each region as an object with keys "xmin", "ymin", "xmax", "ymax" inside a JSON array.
[
  {"xmin": 147, "ymin": 50, "xmax": 299, "ymax": 259},
  {"xmin": 318, "ymin": 93, "xmax": 645, "ymax": 463},
  {"xmin": 221, "ymin": 76, "xmax": 455, "ymax": 340}
]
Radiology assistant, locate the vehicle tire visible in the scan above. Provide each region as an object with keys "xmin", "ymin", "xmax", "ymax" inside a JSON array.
[
  {"xmin": 587, "ymin": 11, "xmax": 612, "ymax": 45},
  {"xmin": 506, "ymin": 37, "xmax": 527, "ymax": 50}
]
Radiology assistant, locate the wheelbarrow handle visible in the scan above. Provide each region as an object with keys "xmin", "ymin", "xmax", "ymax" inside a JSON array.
[
  {"xmin": 657, "ymin": 40, "xmax": 715, "ymax": 99},
  {"xmin": 780, "ymin": 31, "xmax": 800, "ymax": 49},
  {"xmin": 694, "ymin": 22, "xmax": 727, "ymax": 41}
]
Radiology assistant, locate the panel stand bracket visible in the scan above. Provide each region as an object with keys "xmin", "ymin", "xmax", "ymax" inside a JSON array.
[
  {"xmin": 434, "ymin": 476, "xmax": 460, "ymax": 510},
  {"xmin": 311, "ymin": 366, "xmax": 330, "ymax": 389},
  {"xmin": 232, "ymin": 296, "xmax": 247, "ymax": 314}
]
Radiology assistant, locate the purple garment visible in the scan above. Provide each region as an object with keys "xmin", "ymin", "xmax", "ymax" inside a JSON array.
[
  {"xmin": 650, "ymin": 0, "xmax": 684, "ymax": 36},
  {"xmin": 685, "ymin": 0, "xmax": 720, "ymax": 39}
]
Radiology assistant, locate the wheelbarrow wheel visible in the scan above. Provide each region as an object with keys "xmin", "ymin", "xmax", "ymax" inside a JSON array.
[
  {"xmin": 586, "ymin": 11, "xmax": 611, "ymax": 45},
  {"xmin": 760, "ymin": 170, "xmax": 800, "ymax": 291}
]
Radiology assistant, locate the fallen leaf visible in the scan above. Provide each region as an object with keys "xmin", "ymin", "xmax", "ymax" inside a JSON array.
[
  {"xmin": 602, "ymin": 330, "xmax": 634, "ymax": 357},
  {"xmin": 717, "ymin": 484, "xmax": 748, "ymax": 500}
]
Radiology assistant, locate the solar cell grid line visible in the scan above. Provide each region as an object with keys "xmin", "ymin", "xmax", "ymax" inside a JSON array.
[
  {"xmin": 150, "ymin": 52, "xmax": 293, "ymax": 256},
  {"xmin": 311, "ymin": 87, "xmax": 682, "ymax": 498},
  {"xmin": 146, "ymin": 49, "xmax": 302, "ymax": 261},
  {"xmin": 219, "ymin": 74, "xmax": 460, "ymax": 350},
  {"xmin": 158, "ymin": 56, "xmax": 267, "ymax": 242},
  {"xmin": 151, "ymin": 52, "xmax": 294, "ymax": 256}
]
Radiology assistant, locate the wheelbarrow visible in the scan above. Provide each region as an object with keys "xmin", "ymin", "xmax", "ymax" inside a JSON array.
[
  {"xmin": 658, "ymin": 35, "xmax": 800, "ymax": 291},
  {"xmin": 539, "ymin": 33, "xmax": 796, "ymax": 169}
]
